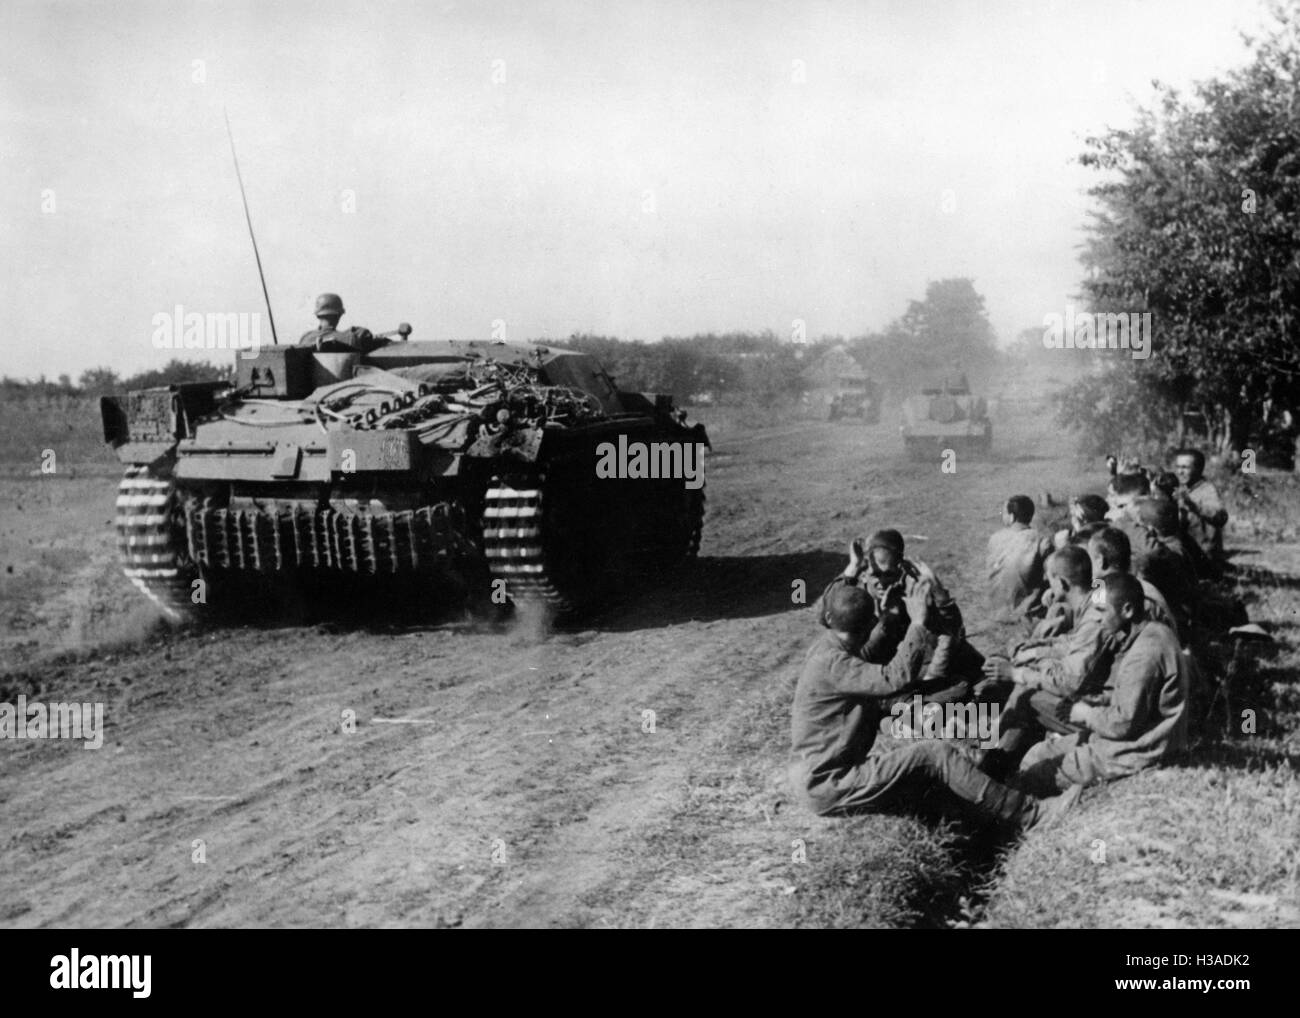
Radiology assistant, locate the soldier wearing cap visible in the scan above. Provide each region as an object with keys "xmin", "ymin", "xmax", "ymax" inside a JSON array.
[{"xmin": 297, "ymin": 293, "xmax": 380, "ymax": 352}]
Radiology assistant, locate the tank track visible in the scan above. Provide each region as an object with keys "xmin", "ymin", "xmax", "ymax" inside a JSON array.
[
  {"xmin": 118, "ymin": 466, "xmax": 704, "ymax": 621},
  {"xmin": 482, "ymin": 480, "xmax": 575, "ymax": 611},
  {"xmin": 115, "ymin": 463, "xmax": 199, "ymax": 623},
  {"xmin": 483, "ymin": 475, "xmax": 705, "ymax": 615}
]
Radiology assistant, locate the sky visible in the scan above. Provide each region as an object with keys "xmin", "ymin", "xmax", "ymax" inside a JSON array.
[{"xmin": 0, "ymin": 0, "xmax": 1273, "ymax": 380}]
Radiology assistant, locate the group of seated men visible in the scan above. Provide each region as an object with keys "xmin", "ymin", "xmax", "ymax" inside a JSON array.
[{"xmin": 788, "ymin": 448, "xmax": 1231, "ymax": 833}]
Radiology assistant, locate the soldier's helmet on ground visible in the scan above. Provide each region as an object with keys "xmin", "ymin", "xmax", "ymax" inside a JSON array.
[{"xmin": 315, "ymin": 292, "xmax": 346, "ymax": 318}]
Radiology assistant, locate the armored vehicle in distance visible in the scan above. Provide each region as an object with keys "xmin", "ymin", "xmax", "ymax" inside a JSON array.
[
  {"xmin": 900, "ymin": 374, "xmax": 991, "ymax": 458},
  {"xmin": 828, "ymin": 376, "xmax": 882, "ymax": 423}
]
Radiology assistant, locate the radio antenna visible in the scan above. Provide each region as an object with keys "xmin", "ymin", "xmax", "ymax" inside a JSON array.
[{"xmin": 224, "ymin": 109, "xmax": 279, "ymax": 345}]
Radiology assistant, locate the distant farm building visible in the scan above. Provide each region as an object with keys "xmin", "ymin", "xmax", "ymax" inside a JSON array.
[{"xmin": 802, "ymin": 345, "xmax": 870, "ymax": 400}]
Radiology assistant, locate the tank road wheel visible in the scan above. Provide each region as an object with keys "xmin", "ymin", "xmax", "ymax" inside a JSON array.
[{"xmin": 116, "ymin": 463, "xmax": 200, "ymax": 623}]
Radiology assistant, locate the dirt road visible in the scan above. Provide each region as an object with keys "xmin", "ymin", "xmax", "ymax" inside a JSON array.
[{"xmin": 1, "ymin": 398, "xmax": 1086, "ymax": 927}]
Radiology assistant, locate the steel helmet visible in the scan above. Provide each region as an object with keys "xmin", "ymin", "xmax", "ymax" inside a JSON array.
[{"xmin": 314, "ymin": 293, "xmax": 345, "ymax": 317}]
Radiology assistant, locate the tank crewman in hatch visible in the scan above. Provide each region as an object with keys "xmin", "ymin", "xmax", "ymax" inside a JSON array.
[{"xmin": 297, "ymin": 292, "xmax": 383, "ymax": 353}]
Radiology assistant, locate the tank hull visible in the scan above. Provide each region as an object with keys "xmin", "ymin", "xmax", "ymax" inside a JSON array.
[
  {"xmin": 900, "ymin": 390, "xmax": 991, "ymax": 458},
  {"xmin": 102, "ymin": 339, "xmax": 708, "ymax": 620}
]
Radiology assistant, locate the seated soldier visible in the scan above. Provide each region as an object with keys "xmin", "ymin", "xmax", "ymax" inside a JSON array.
[
  {"xmin": 1172, "ymin": 448, "xmax": 1229, "ymax": 563},
  {"xmin": 1013, "ymin": 573, "xmax": 1189, "ymax": 795},
  {"xmin": 1131, "ymin": 497, "xmax": 1199, "ymax": 625},
  {"xmin": 1144, "ymin": 493, "xmax": 1213, "ymax": 580},
  {"xmin": 1053, "ymin": 494, "xmax": 1109, "ymax": 550},
  {"xmin": 1151, "ymin": 470, "xmax": 1180, "ymax": 502},
  {"xmin": 1096, "ymin": 516, "xmax": 1219, "ymax": 724},
  {"xmin": 1087, "ymin": 526, "xmax": 1178, "ymax": 638},
  {"xmin": 1137, "ymin": 498, "xmax": 1247, "ymax": 663},
  {"xmin": 789, "ymin": 579, "xmax": 1080, "ymax": 829},
  {"xmin": 855, "ymin": 528, "xmax": 921, "ymax": 617},
  {"xmin": 817, "ymin": 531, "xmax": 982, "ymax": 687},
  {"xmin": 1105, "ymin": 472, "xmax": 1157, "ymax": 555},
  {"xmin": 1071, "ymin": 520, "xmax": 1109, "ymax": 548},
  {"xmin": 975, "ymin": 546, "xmax": 1112, "ymax": 778},
  {"xmin": 1107, "ymin": 472, "xmax": 1150, "ymax": 519},
  {"xmin": 986, "ymin": 494, "xmax": 1054, "ymax": 620},
  {"xmin": 1000, "ymin": 545, "xmax": 1106, "ymax": 667}
]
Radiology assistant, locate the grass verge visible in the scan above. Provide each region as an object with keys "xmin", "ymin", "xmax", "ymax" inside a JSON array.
[{"xmin": 978, "ymin": 479, "xmax": 1300, "ymax": 928}]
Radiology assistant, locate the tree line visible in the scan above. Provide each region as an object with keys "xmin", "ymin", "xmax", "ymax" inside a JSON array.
[
  {"xmin": 566, "ymin": 277, "xmax": 1003, "ymax": 403},
  {"xmin": 1061, "ymin": 1, "xmax": 1300, "ymax": 467},
  {"xmin": 6, "ymin": 278, "xmax": 1004, "ymax": 408},
  {"xmin": 1, "ymin": 360, "xmax": 234, "ymax": 401}
]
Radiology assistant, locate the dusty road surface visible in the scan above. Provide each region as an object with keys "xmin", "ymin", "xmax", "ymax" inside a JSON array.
[{"xmin": 1, "ymin": 397, "xmax": 1088, "ymax": 928}]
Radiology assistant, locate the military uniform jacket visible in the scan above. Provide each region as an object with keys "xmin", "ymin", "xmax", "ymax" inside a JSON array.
[
  {"xmin": 1135, "ymin": 576, "xmax": 1177, "ymax": 636},
  {"xmin": 1135, "ymin": 539, "xmax": 1198, "ymax": 624},
  {"xmin": 297, "ymin": 325, "xmax": 376, "ymax": 352},
  {"xmin": 986, "ymin": 522, "xmax": 1053, "ymax": 614},
  {"xmin": 859, "ymin": 560, "xmax": 962, "ymax": 676},
  {"xmin": 789, "ymin": 623, "xmax": 932, "ymax": 795},
  {"xmin": 1011, "ymin": 599, "xmax": 1111, "ymax": 698},
  {"xmin": 1077, "ymin": 618, "xmax": 1188, "ymax": 779},
  {"xmin": 1180, "ymin": 478, "xmax": 1228, "ymax": 556},
  {"xmin": 815, "ymin": 571, "xmax": 961, "ymax": 677}
]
